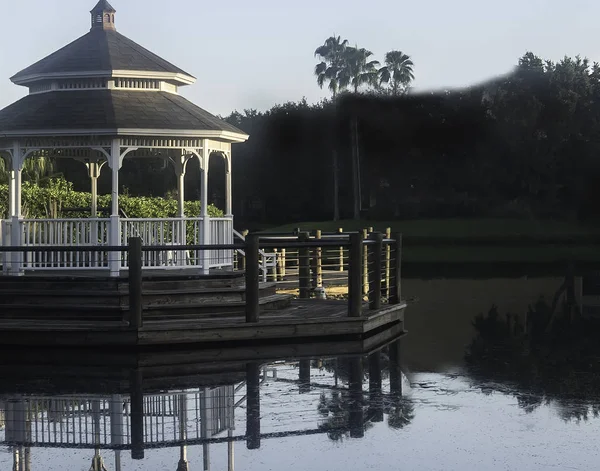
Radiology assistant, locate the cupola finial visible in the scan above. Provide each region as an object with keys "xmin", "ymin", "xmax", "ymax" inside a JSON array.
[{"xmin": 90, "ymin": 0, "xmax": 116, "ymax": 31}]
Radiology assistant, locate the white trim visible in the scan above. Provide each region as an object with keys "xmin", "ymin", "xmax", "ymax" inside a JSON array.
[
  {"xmin": 11, "ymin": 70, "xmax": 196, "ymax": 87},
  {"xmin": 0, "ymin": 129, "xmax": 249, "ymax": 142},
  {"xmin": 27, "ymin": 79, "xmax": 180, "ymax": 95}
]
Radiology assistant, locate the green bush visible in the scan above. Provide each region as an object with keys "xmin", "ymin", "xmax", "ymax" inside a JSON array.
[{"xmin": 0, "ymin": 178, "xmax": 223, "ymax": 219}]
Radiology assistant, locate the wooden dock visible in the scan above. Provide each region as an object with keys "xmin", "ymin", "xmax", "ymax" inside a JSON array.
[
  {"xmin": 0, "ymin": 298, "xmax": 405, "ymax": 347},
  {"xmin": 0, "ymin": 233, "xmax": 405, "ymax": 348}
]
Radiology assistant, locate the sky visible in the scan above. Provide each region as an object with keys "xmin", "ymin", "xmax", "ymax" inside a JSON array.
[{"xmin": 0, "ymin": 0, "xmax": 599, "ymax": 117}]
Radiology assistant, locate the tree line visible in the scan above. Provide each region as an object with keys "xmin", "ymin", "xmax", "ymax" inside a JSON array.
[
  {"xmin": 4, "ymin": 50, "xmax": 600, "ymax": 228},
  {"xmin": 225, "ymin": 51, "xmax": 600, "ymax": 227}
]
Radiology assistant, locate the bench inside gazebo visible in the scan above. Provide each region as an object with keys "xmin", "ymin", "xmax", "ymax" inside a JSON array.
[{"xmin": 0, "ymin": 0, "xmax": 249, "ymax": 277}]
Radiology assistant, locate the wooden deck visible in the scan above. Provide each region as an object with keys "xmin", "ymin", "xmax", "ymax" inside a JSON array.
[{"xmin": 0, "ymin": 299, "xmax": 406, "ymax": 348}]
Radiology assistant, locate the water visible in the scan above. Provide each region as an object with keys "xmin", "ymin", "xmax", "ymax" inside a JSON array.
[{"xmin": 2, "ymin": 275, "xmax": 600, "ymax": 470}]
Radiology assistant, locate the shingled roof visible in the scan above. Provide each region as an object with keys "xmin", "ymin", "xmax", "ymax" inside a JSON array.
[
  {"xmin": 11, "ymin": 28, "xmax": 194, "ymax": 84},
  {"xmin": 0, "ymin": 90, "xmax": 246, "ymax": 136},
  {"xmin": 91, "ymin": 0, "xmax": 115, "ymax": 12}
]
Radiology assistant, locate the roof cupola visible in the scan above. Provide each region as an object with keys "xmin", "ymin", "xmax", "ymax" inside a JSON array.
[{"xmin": 91, "ymin": 0, "xmax": 116, "ymax": 31}]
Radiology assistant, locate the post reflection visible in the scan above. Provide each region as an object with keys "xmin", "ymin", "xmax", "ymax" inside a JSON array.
[{"xmin": 368, "ymin": 351, "xmax": 383, "ymax": 423}]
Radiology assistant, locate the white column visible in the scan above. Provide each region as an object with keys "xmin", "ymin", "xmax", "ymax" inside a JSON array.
[
  {"xmin": 201, "ymin": 146, "xmax": 209, "ymax": 219},
  {"xmin": 173, "ymin": 153, "xmax": 187, "ymax": 266},
  {"xmin": 109, "ymin": 139, "xmax": 121, "ymax": 277},
  {"xmin": 225, "ymin": 153, "xmax": 232, "ymax": 216},
  {"xmin": 228, "ymin": 429, "xmax": 234, "ymax": 471},
  {"xmin": 110, "ymin": 394, "xmax": 123, "ymax": 471},
  {"xmin": 176, "ymin": 162, "xmax": 185, "ymax": 218},
  {"xmin": 200, "ymin": 143, "xmax": 210, "ymax": 274},
  {"xmin": 88, "ymin": 161, "xmax": 101, "ymax": 218},
  {"xmin": 10, "ymin": 142, "xmax": 23, "ymax": 276}
]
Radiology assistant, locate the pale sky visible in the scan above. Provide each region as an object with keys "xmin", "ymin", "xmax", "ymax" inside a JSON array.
[{"xmin": 0, "ymin": 0, "xmax": 598, "ymax": 116}]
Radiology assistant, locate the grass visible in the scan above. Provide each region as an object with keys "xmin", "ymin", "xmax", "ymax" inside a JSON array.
[
  {"xmin": 260, "ymin": 218, "xmax": 600, "ymax": 264},
  {"xmin": 262, "ymin": 218, "xmax": 600, "ymax": 238}
]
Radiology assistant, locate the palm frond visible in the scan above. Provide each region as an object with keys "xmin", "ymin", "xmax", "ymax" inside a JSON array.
[{"xmin": 315, "ymin": 62, "xmax": 327, "ymax": 76}]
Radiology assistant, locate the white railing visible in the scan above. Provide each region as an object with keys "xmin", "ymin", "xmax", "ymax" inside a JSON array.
[
  {"xmin": 120, "ymin": 218, "xmax": 188, "ymax": 268},
  {"xmin": 121, "ymin": 216, "xmax": 234, "ymax": 269},
  {"xmin": 209, "ymin": 217, "xmax": 234, "ymax": 268},
  {"xmin": 20, "ymin": 218, "xmax": 110, "ymax": 270},
  {"xmin": 0, "ymin": 220, "xmax": 10, "ymax": 273},
  {"xmin": 233, "ymin": 229, "xmax": 277, "ymax": 282},
  {"xmin": 2, "ymin": 387, "xmax": 235, "ymax": 448},
  {"xmin": 1, "ymin": 217, "xmax": 235, "ymax": 272}
]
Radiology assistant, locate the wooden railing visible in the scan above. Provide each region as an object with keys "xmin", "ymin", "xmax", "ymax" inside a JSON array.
[
  {"xmin": 242, "ymin": 233, "xmax": 403, "ymax": 322},
  {"xmin": 0, "ymin": 234, "xmax": 404, "ymax": 329}
]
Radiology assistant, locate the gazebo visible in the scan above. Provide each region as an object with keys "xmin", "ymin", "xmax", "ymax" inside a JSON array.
[{"xmin": 0, "ymin": 0, "xmax": 248, "ymax": 276}]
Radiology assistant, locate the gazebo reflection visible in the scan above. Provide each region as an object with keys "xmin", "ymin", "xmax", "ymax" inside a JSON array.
[
  {"xmin": 2, "ymin": 383, "xmax": 237, "ymax": 471},
  {"xmin": 0, "ymin": 338, "xmax": 409, "ymax": 469}
]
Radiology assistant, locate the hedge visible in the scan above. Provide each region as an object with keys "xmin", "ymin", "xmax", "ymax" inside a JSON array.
[{"xmin": 0, "ymin": 178, "xmax": 223, "ymax": 219}]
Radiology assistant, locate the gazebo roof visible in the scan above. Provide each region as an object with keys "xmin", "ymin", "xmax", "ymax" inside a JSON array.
[
  {"xmin": 0, "ymin": 1, "xmax": 248, "ymax": 142},
  {"xmin": 0, "ymin": 90, "xmax": 245, "ymax": 138},
  {"xmin": 10, "ymin": 28, "xmax": 195, "ymax": 86}
]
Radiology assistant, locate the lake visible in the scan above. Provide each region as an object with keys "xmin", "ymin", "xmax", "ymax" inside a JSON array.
[{"xmin": 2, "ymin": 274, "xmax": 600, "ymax": 470}]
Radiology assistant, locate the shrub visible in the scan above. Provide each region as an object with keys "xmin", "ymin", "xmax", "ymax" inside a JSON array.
[{"xmin": 0, "ymin": 178, "xmax": 223, "ymax": 219}]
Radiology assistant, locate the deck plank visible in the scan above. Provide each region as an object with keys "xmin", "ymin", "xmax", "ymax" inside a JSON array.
[{"xmin": 0, "ymin": 298, "xmax": 406, "ymax": 347}]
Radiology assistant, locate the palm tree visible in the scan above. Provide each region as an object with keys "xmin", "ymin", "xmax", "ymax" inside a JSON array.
[
  {"xmin": 315, "ymin": 35, "xmax": 349, "ymax": 221},
  {"xmin": 314, "ymin": 35, "xmax": 349, "ymax": 98},
  {"xmin": 333, "ymin": 46, "xmax": 380, "ymax": 219},
  {"xmin": 339, "ymin": 46, "xmax": 380, "ymax": 93},
  {"xmin": 0, "ymin": 154, "xmax": 55, "ymax": 185},
  {"xmin": 378, "ymin": 50, "xmax": 415, "ymax": 95}
]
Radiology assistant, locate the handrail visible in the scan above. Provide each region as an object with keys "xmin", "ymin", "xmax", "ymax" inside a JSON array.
[
  {"xmin": 233, "ymin": 229, "xmax": 278, "ymax": 282},
  {"xmin": 20, "ymin": 217, "xmax": 110, "ymax": 222},
  {"xmin": 0, "ymin": 238, "xmax": 399, "ymax": 253}
]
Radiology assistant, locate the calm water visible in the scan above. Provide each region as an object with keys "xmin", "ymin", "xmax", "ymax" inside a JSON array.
[{"xmin": 2, "ymin": 275, "xmax": 600, "ymax": 470}]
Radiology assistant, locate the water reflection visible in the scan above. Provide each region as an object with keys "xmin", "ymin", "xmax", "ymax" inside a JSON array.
[
  {"xmin": 465, "ymin": 290, "xmax": 600, "ymax": 422},
  {"xmin": 5, "ymin": 274, "xmax": 600, "ymax": 470},
  {"xmin": 0, "ymin": 337, "xmax": 409, "ymax": 470}
]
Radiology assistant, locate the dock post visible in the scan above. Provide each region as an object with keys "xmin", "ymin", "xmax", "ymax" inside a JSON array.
[
  {"xmin": 384, "ymin": 227, "xmax": 391, "ymax": 298},
  {"xmin": 348, "ymin": 356, "xmax": 364, "ymax": 438},
  {"xmin": 362, "ymin": 229, "xmax": 369, "ymax": 296},
  {"xmin": 338, "ymin": 227, "xmax": 344, "ymax": 271},
  {"xmin": 128, "ymin": 237, "xmax": 143, "ymax": 329},
  {"xmin": 368, "ymin": 352, "xmax": 383, "ymax": 422},
  {"xmin": 130, "ymin": 369, "xmax": 144, "ymax": 460},
  {"xmin": 239, "ymin": 230, "xmax": 249, "ymax": 271},
  {"xmin": 316, "ymin": 230, "xmax": 323, "ymax": 288},
  {"xmin": 368, "ymin": 232, "xmax": 383, "ymax": 310},
  {"xmin": 310, "ymin": 231, "xmax": 317, "ymax": 288},
  {"xmin": 246, "ymin": 362, "xmax": 261, "ymax": 450},
  {"xmin": 389, "ymin": 233, "xmax": 402, "ymax": 304},
  {"xmin": 245, "ymin": 233, "xmax": 260, "ymax": 323},
  {"xmin": 348, "ymin": 233, "xmax": 362, "ymax": 317},
  {"xmin": 275, "ymin": 248, "xmax": 283, "ymax": 281},
  {"xmin": 281, "ymin": 248, "xmax": 286, "ymax": 277},
  {"xmin": 299, "ymin": 360, "xmax": 311, "ymax": 394},
  {"xmin": 298, "ymin": 232, "xmax": 310, "ymax": 299}
]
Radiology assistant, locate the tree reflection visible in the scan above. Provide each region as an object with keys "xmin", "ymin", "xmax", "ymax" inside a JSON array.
[
  {"xmin": 385, "ymin": 396, "xmax": 415, "ymax": 430},
  {"xmin": 316, "ymin": 344, "xmax": 414, "ymax": 439},
  {"xmin": 465, "ymin": 277, "xmax": 600, "ymax": 422}
]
